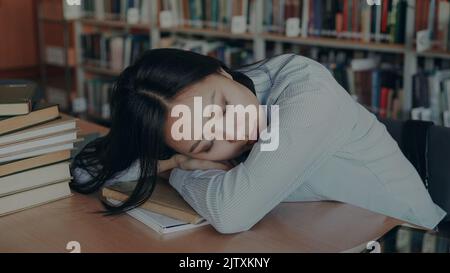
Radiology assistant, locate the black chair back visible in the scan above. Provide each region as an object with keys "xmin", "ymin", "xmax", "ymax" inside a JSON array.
[
  {"xmin": 428, "ymin": 126, "xmax": 450, "ymax": 221},
  {"xmin": 381, "ymin": 119, "xmax": 450, "ymax": 222}
]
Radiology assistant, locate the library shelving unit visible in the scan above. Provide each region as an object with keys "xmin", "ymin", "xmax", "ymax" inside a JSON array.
[
  {"xmin": 418, "ymin": 49, "xmax": 450, "ymax": 60},
  {"xmin": 37, "ymin": 0, "xmax": 78, "ymax": 114},
  {"xmin": 72, "ymin": 0, "xmax": 449, "ymax": 126}
]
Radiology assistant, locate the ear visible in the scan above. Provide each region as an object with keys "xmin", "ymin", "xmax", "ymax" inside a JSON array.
[{"xmin": 218, "ymin": 68, "xmax": 233, "ymax": 80}]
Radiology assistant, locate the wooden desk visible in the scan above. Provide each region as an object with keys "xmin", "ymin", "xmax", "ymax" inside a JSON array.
[{"xmin": 0, "ymin": 119, "xmax": 403, "ymax": 253}]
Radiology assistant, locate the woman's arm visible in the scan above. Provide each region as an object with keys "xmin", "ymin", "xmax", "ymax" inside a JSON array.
[
  {"xmin": 158, "ymin": 156, "xmax": 233, "ymax": 180},
  {"xmin": 70, "ymin": 155, "xmax": 181, "ymax": 185},
  {"xmin": 169, "ymin": 85, "xmax": 350, "ymax": 234},
  {"xmin": 71, "ymin": 154, "xmax": 232, "ymax": 185}
]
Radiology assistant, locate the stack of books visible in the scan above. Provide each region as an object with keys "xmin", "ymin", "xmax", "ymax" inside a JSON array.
[
  {"xmin": 103, "ymin": 178, "xmax": 209, "ymax": 234},
  {"xmin": 0, "ymin": 84, "xmax": 77, "ymax": 216}
]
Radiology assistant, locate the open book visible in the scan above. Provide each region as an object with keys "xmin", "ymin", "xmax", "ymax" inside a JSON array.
[
  {"xmin": 106, "ymin": 198, "xmax": 208, "ymax": 234},
  {"xmin": 102, "ymin": 178, "xmax": 204, "ymax": 224}
]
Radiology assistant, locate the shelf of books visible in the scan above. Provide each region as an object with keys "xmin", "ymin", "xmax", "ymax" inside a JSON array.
[
  {"xmin": 79, "ymin": 18, "xmax": 151, "ymax": 30},
  {"xmin": 38, "ymin": 0, "xmax": 80, "ymax": 114},
  {"xmin": 413, "ymin": 0, "xmax": 450, "ymax": 127},
  {"xmin": 70, "ymin": 0, "xmax": 450, "ymax": 128}
]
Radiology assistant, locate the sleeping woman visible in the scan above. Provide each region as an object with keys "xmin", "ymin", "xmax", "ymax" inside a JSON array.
[{"xmin": 71, "ymin": 49, "xmax": 446, "ymax": 234}]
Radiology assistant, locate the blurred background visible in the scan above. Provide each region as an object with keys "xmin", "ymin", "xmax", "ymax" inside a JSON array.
[{"xmin": 0, "ymin": 0, "xmax": 449, "ymax": 127}]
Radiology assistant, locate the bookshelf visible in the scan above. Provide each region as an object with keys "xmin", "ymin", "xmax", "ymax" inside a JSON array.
[
  {"xmin": 261, "ymin": 34, "xmax": 407, "ymax": 53},
  {"xmin": 418, "ymin": 49, "xmax": 450, "ymax": 60},
  {"xmin": 83, "ymin": 64, "xmax": 122, "ymax": 76},
  {"xmin": 70, "ymin": 0, "xmax": 450, "ymax": 126},
  {"xmin": 79, "ymin": 17, "xmax": 151, "ymax": 30},
  {"xmin": 160, "ymin": 27, "xmax": 255, "ymax": 40},
  {"xmin": 38, "ymin": 0, "xmax": 79, "ymax": 113}
]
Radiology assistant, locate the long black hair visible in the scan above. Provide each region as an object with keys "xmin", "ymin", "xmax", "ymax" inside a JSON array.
[{"xmin": 69, "ymin": 48, "xmax": 256, "ymax": 214}]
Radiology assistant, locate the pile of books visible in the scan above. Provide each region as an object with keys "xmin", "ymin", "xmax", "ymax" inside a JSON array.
[
  {"xmin": 0, "ymin": 83, "xmax": 77, "ymax": 216},
  {"xmin": 103, "ymin": 178, "xmax": 209, "ymax": 234}
]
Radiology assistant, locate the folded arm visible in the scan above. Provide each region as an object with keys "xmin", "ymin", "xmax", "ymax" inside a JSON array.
[{"xmin": 71, "ymin": 153, "xmax": 232, "ymax": 185}]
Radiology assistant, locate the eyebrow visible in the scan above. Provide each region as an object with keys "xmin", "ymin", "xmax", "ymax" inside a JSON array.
[{"xmin": 188, "ymin": 91, "xmax": 216, "ymax": 153}]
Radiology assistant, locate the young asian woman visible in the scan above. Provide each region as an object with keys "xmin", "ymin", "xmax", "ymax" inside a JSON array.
[{"xmin": 71, "ymin": 49, "xmax": 446, "ymax": 234}]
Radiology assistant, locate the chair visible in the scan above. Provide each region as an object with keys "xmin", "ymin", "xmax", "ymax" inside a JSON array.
[
  {"xmin": 427, "ymin": 126, "xmax": 450, "ymax": 221},
  {"xmin": 380, "ymin": 118, "xmax": 450, "ymax": 222}
]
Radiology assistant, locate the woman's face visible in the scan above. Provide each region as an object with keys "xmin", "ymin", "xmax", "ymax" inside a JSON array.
[{"xmin": 163, "ymin": 69, "xmax": 261, "ymax": 161}]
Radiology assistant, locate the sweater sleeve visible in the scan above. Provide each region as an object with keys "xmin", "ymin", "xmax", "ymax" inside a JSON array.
[{"xmin": 169, "ymin": 82, "xmax": 348, "ymax": 234}]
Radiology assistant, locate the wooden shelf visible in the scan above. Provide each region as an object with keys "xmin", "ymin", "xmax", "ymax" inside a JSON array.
[
  {"xmin": 83, "ymin": 65, "xmax": 121, "ymax": 77},
  {"xmin": 417, "ymin": 49, "xmax": 450, "ymax": 60},
  {"xmin": 262, "ymin": 33, "xmax": 407, "ymax": 54},
  {"xmin": 160, "ymin": 27, "xmax": 255, "ymax": 40},
  {"xmin": 79, "ymin": 18, "xmax": 150, "ymax": 30},
  {"xmin": 39, "ymin": 17, "xmax": 70, "ymax": 24},
  {"xmin": 44, "ymin": 62, "xmax": 77, "ymax": 69}
]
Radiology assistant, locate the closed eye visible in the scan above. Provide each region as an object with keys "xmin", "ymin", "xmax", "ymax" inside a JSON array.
[
  {"xmin": 203, "ymin": 140, "xmax": 214, "ymax": 153},
  {"xmin": 194, "ymin": 140, "xmax": 214, "ymax": 154}
]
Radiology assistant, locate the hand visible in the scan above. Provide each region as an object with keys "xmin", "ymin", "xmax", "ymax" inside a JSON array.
[
  {"xmin": 174, "ymin": 154, "xmax": 234, "ymax": 171},
  {"xmin": 157, "ymin": 154, "xmax": 182, "ymax": 174}
]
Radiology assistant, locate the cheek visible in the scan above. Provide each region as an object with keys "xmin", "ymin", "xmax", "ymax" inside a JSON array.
[
  {"xmin": 165, "ymin": 139, "xmax": 192, "ymax": 156},
  {"xmin": 226, "ymin": 85, "xmax": 257, "ymax": 106},
  {"xmin": 193, "ymin": 141, "xmax": 245, "ymax": 161}
]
